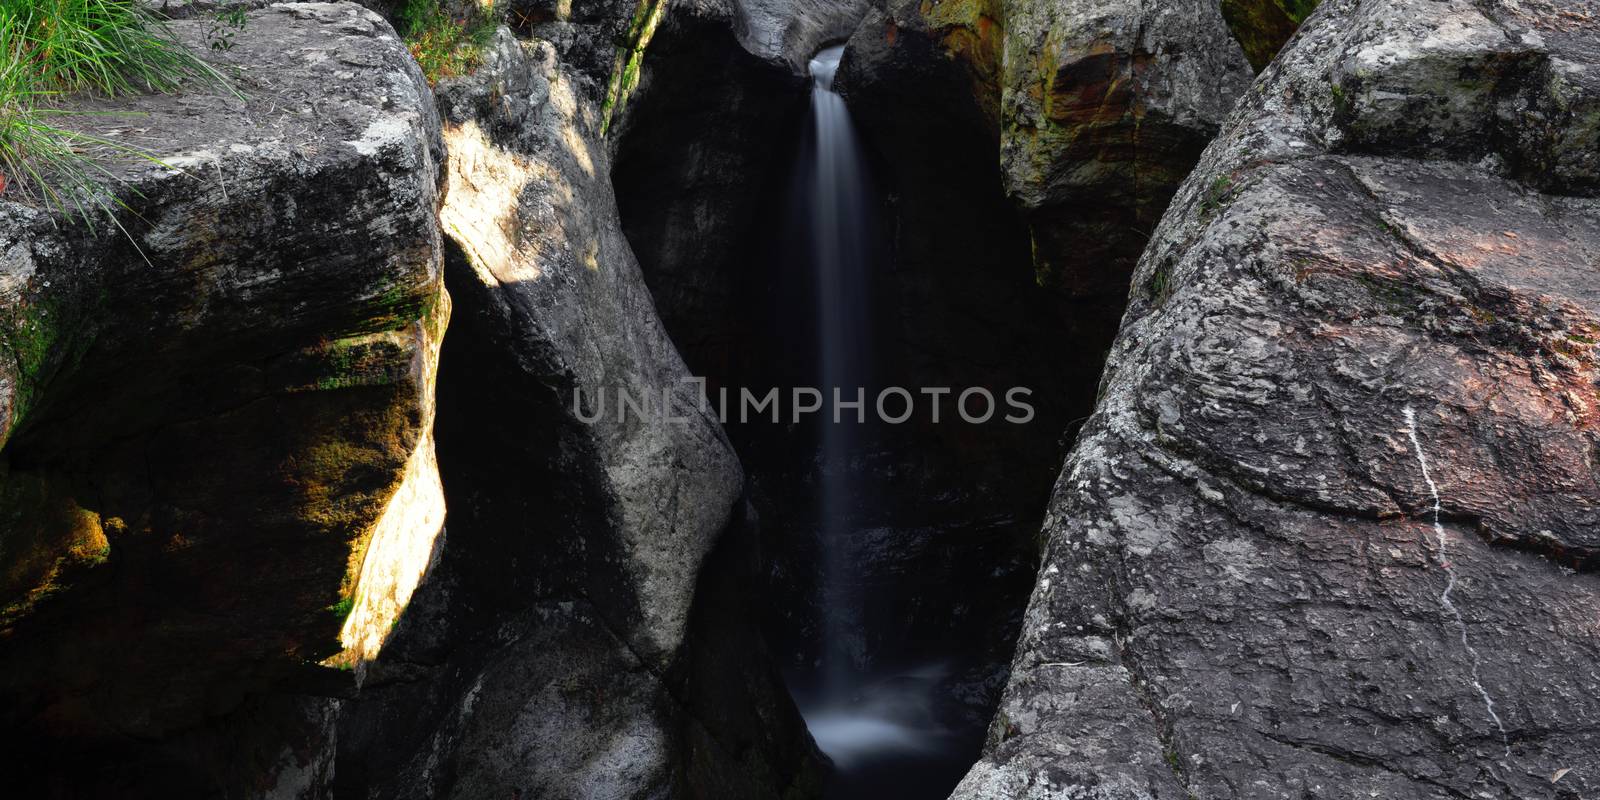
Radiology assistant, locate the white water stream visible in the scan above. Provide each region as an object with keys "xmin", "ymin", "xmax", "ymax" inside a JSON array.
[{"xmin": 799, "ymin": 46, "xmax": 957, "ymax": 789}]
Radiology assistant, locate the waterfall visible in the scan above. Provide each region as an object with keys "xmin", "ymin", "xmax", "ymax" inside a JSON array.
[
  {"xmin": 797, "ymin": 46, "xmax": 959, "ymax": 797},
  {"xmin": 809, "ymin": 43, "xmax": 869, "ymax": 696}
]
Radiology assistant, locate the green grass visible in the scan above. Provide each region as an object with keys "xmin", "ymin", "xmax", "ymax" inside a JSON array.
[
  {"xmin": 327, "ymin": 596, "xmax": 355, "ymax": 621},
  {"xmin": 0, "ymin": 0, "xmax": 229, "ymax": 95},
  {"xmin": 1199, "ymin": 174, "xmax": 1234, "ymax": 216},
  {"xmin": 398, "ymin": 0, "xmax": 494, "ymax": 84},
  {"xmin": 0, "ymin": 0, "xmax": 233, "ymax": 225}
]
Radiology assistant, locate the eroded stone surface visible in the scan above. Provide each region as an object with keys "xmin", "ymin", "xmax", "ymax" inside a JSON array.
[
  {"xmin": 955, "ymin": 1, "xmax": 1600, "ymax": 797},
  {"xmin": 334, "ymin": 23, "xmax": 821, "ymax": 800},
  {"xmin": 999, "ymin": 0, "xmax": 1254, "ymax": 296},
  {"xmin": 0, "ymin": 3, "xmax": 445, "ymax": 794}
]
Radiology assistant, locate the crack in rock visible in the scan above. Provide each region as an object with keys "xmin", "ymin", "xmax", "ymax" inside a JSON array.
[{"xmin": 1403, "ymin": 405, "xmax": 1511, "ymax": 759}]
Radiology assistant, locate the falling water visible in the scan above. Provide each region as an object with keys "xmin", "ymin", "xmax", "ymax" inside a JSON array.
[
  {"xmin": 808, "ymin": 43, "xmax": 869, "ymax": 696},
  {"xmin": 798, "ymin": 45, "xmax": 963, "ymax": 799},
  {"xmin": 1402, "ymin": 407, "xmax": 1510, "ymax": 757}
]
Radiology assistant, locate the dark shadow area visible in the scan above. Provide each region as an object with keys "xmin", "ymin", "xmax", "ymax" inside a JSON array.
[
  {"xmin": 333, "ymin": 236, "xmax": 824, "ymax": 800},
  {"xmin": 614, "ymin": 16, "xmax": 1125, "ymax": 799}
]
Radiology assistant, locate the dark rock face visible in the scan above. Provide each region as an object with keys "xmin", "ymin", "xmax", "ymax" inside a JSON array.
[
  {"xmin": 0, "ymin": 3, "xmax": 821, "ymax": 797},
  {"xmin": 955, "ymin": 0, "xmax": 1600, "ymax": 797},
  {"xmin": 998, "ymin": 0, "xmax": 1253, "ymax": 299},
  {"xmin": 611, "ymin": 0, "xmax": 810, "ymax": 387},
  {"xmin": 333, "ymin": 23, "xmax": 823, "ymax": 800},
  {"xmin": 0, "ymin": 4, "xmax": 445, "ymax": 794},
  {"xmin": 1221, "ymin": 0, "xmax": 1322, "ymax": 72}
]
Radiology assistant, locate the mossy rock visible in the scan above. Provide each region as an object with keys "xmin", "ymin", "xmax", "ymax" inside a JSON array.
[
  {"xmin": 920, "ymin": 0, "xmax": 1006, "ymax": 124},
  {"xmin": 0, "ymin": 470, "xmax": 109, "ymax": 628},
  {"xmin": 1221, "ymin": 0, "xmax": 1320, "ymax": 72}
]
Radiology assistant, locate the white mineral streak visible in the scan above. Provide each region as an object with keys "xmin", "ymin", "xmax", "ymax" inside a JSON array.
[{"xmin": 1403, "ymin": 406, "xmax": 1509, "ymax": 757}]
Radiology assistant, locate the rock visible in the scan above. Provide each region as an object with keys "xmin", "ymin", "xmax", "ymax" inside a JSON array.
[
  {"xmin": 611, "ymin": 0, "xmax": 809, "ymax": 387},
  {"xmin": 435, "ymin": 22, "xmax": 741, "ymax": 682},
  {"xmin": 0, "ymin": 2, "xmax": 445, "ymax": 793},
  {"xmin": 838, "ymin": 0, "xmax": 1006, "ymax": 131},
  {"xmin": 333, "ymin": 24, "xmax": 822, "ymax": 800},
  {"xmin": 1221, "ymin": 0, "xmax": 1322, "ymax": 71},
  {"xmin": 999, "ymin": 0, "xmax": 1253, "ymax": 297},
  {"xmin": 955, "ymin": 0, "xmax": 1600, "ymax": 797},
  {"xmin": 734, "ymin": 0, "xmax": 875, "ymax": 69},
  {"xmin": 838, "ymin": 0, "xmax": 1257, "ymax": 305}
]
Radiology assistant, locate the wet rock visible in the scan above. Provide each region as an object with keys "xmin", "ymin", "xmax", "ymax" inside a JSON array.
[
  {"xmin": 611, "ymin": 0, "xmax": 810, "ymax": 386},
  {"xmin": 734, "ymin": 0, "xmax": 875, "ymax": 69},
  {"xmin": 955, "ymin": 0, "xmax": 1600, "ymax": 797}
]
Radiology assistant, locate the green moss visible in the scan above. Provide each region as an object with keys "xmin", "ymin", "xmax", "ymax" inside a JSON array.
[
  {"xmin": 1329, "ymin": 81, "xmax": 1349, "ymax": 115},
  {"xmin": 0, "ymin": 298, "xmax": 65, "ymax": 435},
  {"xmin": 352, "ymin": 274, "xmax": 437, "ymax": 336},
  {"xmin": 1220, "ymin": 0, "xmax": 1321, "ymax": 72},
  {"xmin": 327, "ymin": 595, "xmax": 355, "ymax": 621},
  {"xmin": 600, "ymin": 0, "xmax": 669, "ymax": 136},
  {"xmin": 0, "ymin": 470, "xmax": 109, "ymax": 627}
]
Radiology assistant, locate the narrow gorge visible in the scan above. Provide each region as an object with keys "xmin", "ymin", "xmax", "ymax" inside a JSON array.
[{"xmin": 0, "ymin": 0, "xmax": 1596, "ymax": 799}]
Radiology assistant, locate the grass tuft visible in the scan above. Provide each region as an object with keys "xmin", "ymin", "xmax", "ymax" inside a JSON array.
[
  {"xmin": 0, "ymin": 0, "xmax": 234, "ymax": 226},
  {"xmin": 328, "ymin": 596, "xmax": 355, "ymax": 621},
  {"xmin": 398, "ymin": 0, "xmax": 494, "ymax": 85},
  {"xmin": 0, "ymin": 0, "xmax": 230, "ymax": 96}
]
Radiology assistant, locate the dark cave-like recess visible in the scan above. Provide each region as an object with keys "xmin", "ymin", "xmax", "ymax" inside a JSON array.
[{"xmin": 612, "ymin": 15, "xmax": 1128, "ymax": 797}]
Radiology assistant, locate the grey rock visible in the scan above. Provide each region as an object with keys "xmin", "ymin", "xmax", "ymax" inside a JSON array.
[
  {"xmin": 335, "ymin": 23, "xmax": 821, "ymax": 800},
  {"xmin": 955, "ymin": 0, "xmax": 1600, "ymax": 797},
  {"xmin": 732, "ymin": 0, "xmax": 873, "ymax": 70},
  {"xmin": 435, "ymin": 26, "xmax": 743, "ymax": 671},
  {"xmin": 0, "ymin": 2, "xmax": 445, "ymax": 793},
  {"xmin": 999, "ymin": 0, "xmax": 1254, "ymax": 297}
]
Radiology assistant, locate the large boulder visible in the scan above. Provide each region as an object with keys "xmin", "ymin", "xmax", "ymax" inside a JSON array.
[
  {"xmin": 0, "ymin": 3, "xmax": 446, "ymax": 794},
  {"xmin": 998, "ymin": 0, "xmax": 1253, "ymax": 296},
  {"xmin": 333, "ymin": 20, "xmax": 823, "ymax": 799},
  {"xmin": 955, "ymin": 0, "xmax": 1600, "ymax": 797}
]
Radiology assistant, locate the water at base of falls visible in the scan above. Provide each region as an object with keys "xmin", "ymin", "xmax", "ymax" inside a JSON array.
[
  {"xmin": 795, "ymin": 44, "xmax": 974, "ymax": 799},
  {"xmin": 795, "ymin": 663, "xmax": 981, "ymax": 799}
]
